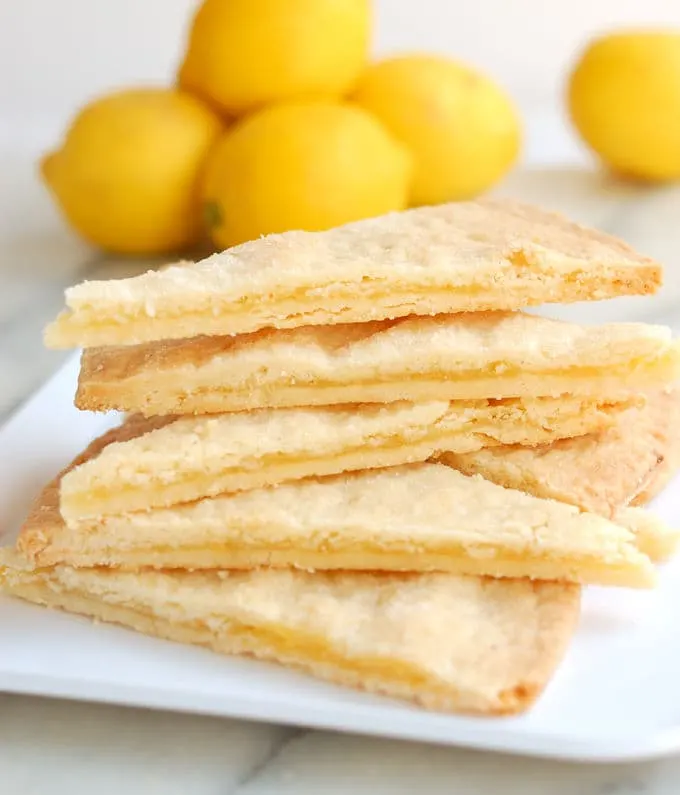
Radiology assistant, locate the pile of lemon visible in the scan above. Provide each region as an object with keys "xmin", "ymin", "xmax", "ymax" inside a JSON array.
[
  {"xmin": 42, "ymin": 2, "xmax": 680, "ymax": 257},
  {"xmin": 41, "ymin": 0, "xmax": 521, "ymax": 255}
]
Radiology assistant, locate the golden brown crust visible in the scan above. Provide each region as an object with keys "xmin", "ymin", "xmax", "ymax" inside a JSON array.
[
  {"xmin": 631, "ymin": 390, "xmax": 680, "ymax": 506},
  {"xmin": 74, "ymin": 312, "xmax": 680, "ymax": 415},
  {"xmin": 15, "ymin": 416, "xmax": 171, "ymax": 561},
  {"xmin": 0, "ymin": 550, "xmax": 581, "ymax": 716},
  {"xmin": 44, "ymin": 198, "xmax": 661, "ymax": 349},
  {"xmin": 440, "ymin": 389, "xmax": 680, "ymax": 521},
  {"xmin": 19, "ymin": 435, "xmax": 656, "ymax": 586},
  {"xmin": 60, "ymin": 395, "xmax": 631, "ymax": 520}
]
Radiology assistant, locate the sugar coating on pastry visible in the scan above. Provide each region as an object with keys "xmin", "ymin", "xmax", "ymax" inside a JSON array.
[
  {"xmin": 45, "ymin": 198, "xmax": 661, "ymax": 348},
  {"xmin": 440, "ymin": 389, "xmax": 680, "ymax": 522},
  {"xmin": 0, "ymin": 550, "xmax": 580, "ymax": 716},
  {"xmin": 22, "ymin": 448, "xmax": 656, "ymax": 586},
  {"xmin": 60, "ymin": 394, "xmax": 632, "ymax": 520},
  {"xmin": 75, "ymin": 311, "xmax": 680, "ymax": 415}
]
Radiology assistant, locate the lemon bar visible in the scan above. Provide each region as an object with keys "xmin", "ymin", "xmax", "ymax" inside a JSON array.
[
  {"xmin": 45, "ymin": 198, "xmax": 661, "ymax": 349},
  {"xmin": 0, "ymin": 550, "xmax": 580, "ymax": 716},
  {"xmin": 21, "ymin": 457, "xmax": 655, "ymax": 587},
  {"xmin": 75, "ymin": 311, "xmax": 680, "ymax": 415},
  {"xmin": 60, "ymin": 395, "xmax": 631, "ymax": 521}
]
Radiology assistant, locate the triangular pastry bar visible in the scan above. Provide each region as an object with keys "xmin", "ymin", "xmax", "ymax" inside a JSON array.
[
  {"xmin": 44, "ymin": 198, "xmax": 661, "ymax": 348},
  {"xmin": 75, "ymin": 311, "xmax": 680, "ymax": 415},
  {"xmin": 60, "ymin": 395, "xmax": 633, "ymax": 521},
  {"xmin": 438, "ymin": 390, "xmax": 680, "ymax": 561},
  {"xmin": 20, "ymin": 453, "xmax": 655, "ymax": 587},
  {"xmin": 0, "ymin": 550, "xmax": 580, "ymax": 716}
]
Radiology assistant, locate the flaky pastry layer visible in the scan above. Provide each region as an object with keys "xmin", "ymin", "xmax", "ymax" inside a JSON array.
[
  {"xmin": 44, "ymin": 198, "xmax": 661, "ymax": 348},
  {"xmin": 21, "ymin": 456, "xmax": 656, "ymax": 586},
  {"xmin": 60, "ymin": 395, "xmax": 632, "ymax": 520},
  {"xmin": 76, "ymin": 311, "xmax": 680, "ymax": 415},
  {"xmin": 439, "ymin": 389, "xmax": 680, "ymax": 524},
  {"xmin": 0, "ymin": 552, "xmax": 580, "ymax": 716}
]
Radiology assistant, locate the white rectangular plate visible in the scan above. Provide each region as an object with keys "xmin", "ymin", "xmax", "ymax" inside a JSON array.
[{"xmin": 2, "ymin": 354, "xmax": 680, "ymax": 763}]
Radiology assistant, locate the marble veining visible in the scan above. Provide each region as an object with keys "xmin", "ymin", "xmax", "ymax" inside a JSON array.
[
  {"xmin": 3, "ymin": 145, "xmax": 680, "ymax": 793},
  {"xmin": 4, "ymin": 694, "xmax": 680, "ymax": 794}
]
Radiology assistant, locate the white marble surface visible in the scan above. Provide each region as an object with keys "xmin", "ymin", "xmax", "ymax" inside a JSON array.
[{"xmin": 3, "ymin": 136, "xmax": 680, "ymax": 793}]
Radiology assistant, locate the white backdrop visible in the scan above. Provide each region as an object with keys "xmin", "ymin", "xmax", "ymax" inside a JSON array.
[{"xmin": 2, "ymin": 0, "xmax": 680, "ymax": 160}]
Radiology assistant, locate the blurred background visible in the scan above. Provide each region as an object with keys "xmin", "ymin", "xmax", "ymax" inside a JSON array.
[{"xmin": 3, "ymin": 0, "xmax": 680, "ymax": 160}]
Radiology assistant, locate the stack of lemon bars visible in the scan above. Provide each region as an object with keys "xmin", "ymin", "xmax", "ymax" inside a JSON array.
[{"xmin": 2, "ymin": 198, "xmax": 680, "ymax": 716}]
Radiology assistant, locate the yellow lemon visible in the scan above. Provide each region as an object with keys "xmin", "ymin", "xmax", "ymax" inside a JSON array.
[
  {"xmin": 178, "ymin": 0, "xmax": 371, "ymax": 116},
  {"xmin": 201, "ymin": 101, "xmax": 412, "ymax": 249},
  {"xmin": 353, "ymin": 54, "xmax": 521, "ymax": 206},
  {"xmin": 41, "ymin": 88, "xmax": 223, "ymax": 255},
  {"xmin": 568, "ymin": 31, "xmax": 680, "ymax": 181}
]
